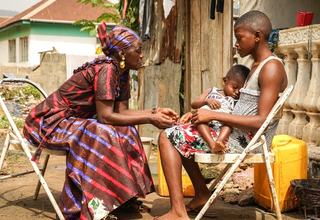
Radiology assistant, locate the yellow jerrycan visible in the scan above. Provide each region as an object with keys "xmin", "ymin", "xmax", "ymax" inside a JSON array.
[{"xmin": 254, "ymin": 134, "xmax": 308, "ymax": 212}]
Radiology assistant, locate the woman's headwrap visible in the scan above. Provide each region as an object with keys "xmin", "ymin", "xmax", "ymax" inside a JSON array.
[{"xmin": 97, "ymin": 23, "xmax": 140, "ymax": 56}]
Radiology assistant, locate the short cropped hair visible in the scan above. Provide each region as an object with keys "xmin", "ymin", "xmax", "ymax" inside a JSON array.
[
  {"xmin": 234, "ymin": 10, "xmax": 272, "ymax": 41},
  {"xmin": 226, "ymin": 64, "xmax": 250, "ymax": 82}
]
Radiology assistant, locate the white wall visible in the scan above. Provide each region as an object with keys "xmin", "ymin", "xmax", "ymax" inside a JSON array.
[
  {"xmin": 0, "ymin": 40, "xmax": 8, "ymax": 63},
  {"xmin": 0, "ymin": 34, "xmax": 97, "ymax": 67},
  {"xmin": 29, "ymin": 35, "xmax": 97, "ymax": 66},
  {"xmin": 0, "ymin": 39, "xmax": 24, "ymax": 66}
]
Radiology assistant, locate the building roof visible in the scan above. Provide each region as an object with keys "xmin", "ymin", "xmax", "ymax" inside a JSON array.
[
  {"xmin": 0, "ymin": 17, "xmax": 10, "ymax": 24},
  {"xmin": 0, "ymin": 0, "xmax": 117, "ymax": 29}
]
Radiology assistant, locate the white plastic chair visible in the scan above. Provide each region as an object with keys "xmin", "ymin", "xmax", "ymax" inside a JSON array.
[
  {"xmin": 194, "ymin": 85, "xmax": 294, "ymax": 220},
  {"xmin": 0, "ymin": 78, "xmax": 66, "ymax": 220}
]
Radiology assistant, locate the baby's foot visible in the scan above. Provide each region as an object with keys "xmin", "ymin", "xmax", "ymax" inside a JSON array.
[{"xmin": 210, "ymin": 141, "xmax": 227, "ymax": 154}]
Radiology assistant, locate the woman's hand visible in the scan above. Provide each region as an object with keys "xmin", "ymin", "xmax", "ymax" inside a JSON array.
[
  {"xmin": 156, "ymin": 107, "xmax": 179, "ymax": 122},
  {"xmin": 191, "ymin": 109, "xmax": 214, "ymax": 126},
  {"xmin": 150, "ymin": 113, "xmax": 175, "ymax": 129},
  {"xmin": 179, "ymin": 112, "xmax": 192, "ymax": 124}
]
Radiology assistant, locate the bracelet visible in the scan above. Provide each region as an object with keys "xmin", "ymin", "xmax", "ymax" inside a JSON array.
[{"xmin": 151, "ymin": 106, "xmax": 159, "ymax": 114}]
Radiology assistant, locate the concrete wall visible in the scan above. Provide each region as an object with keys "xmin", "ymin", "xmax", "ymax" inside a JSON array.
[
  {"xmin": 0, "ymin": 53, "xmax": 67, "ymax": 96},
  {"xmin": 0, "ymin": 63, "xmax": 40, "ymax": 80},
  {"xmin": 66, "ymin": 54, "xmax": 96, "ymax": 79},
  {"xmin": 0, "ymin": 53, "xmax": 98, "ymax": 96},
  {"xmin": 29, "ymin": 35, "xmax": 97, "ymax": 66},
  {"xmin": 37, "ymin": 53, "xmax": 67, "ymax": 95}
]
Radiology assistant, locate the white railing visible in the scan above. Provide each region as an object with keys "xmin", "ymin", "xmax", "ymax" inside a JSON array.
[{"xmin": 274, "ymin": 24, "xmax": 320, "ymax": 146}]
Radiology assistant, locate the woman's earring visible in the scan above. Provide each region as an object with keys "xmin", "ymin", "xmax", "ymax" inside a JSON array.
[{"xmin": 120, "ymin": 57, "xmax": 125, "ymax": 68}]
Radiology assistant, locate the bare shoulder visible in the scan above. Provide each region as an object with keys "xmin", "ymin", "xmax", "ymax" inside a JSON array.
[
  {"xmin": 202, "ymin": 87, "xmax": 213, "ymax": 96},
  {"xmin": 259, "ymin": 59, "xmax": 287, "ymax": 91}
]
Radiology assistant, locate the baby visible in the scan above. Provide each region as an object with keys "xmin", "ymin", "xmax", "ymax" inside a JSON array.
[{"xmin": 191, "ymin": 64, "xmax": 250, "ymax": 154}]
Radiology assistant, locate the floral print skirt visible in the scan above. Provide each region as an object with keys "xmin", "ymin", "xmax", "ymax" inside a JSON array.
[{"xmin": 165, "ymin": 121, "xmax": 255, "ymax": 159}]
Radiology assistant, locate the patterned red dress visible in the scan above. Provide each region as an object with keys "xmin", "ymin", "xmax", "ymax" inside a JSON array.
[{"xmin": 23, "ymin": 56, "xmax": 154, "ymax": 220}]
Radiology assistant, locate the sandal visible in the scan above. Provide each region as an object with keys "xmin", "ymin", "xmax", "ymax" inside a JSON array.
[
  {"xmin": 186, "ymin": 204, "xmax": 200, "ymax": 214},
  {"xmin": 118, "ymin": 197, "xmax": 151, "ymax": 213}
]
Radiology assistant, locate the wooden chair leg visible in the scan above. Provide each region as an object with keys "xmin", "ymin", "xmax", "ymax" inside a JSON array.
[
  {"xmin": 33, "ymin": 154, "xmax": 50, "ymax": 200},
  {"xmin": 261, "ymin": 136, "xmax": 282, "ymax": 220}
]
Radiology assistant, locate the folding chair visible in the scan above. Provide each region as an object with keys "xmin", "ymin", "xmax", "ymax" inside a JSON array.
[
  {"xmin": 0, "ymin": 78, "xmax": 66, "ymax": 220},
  {"xmin": 194, "ymin": 85, "xmax": 294, "ymax": 220}
]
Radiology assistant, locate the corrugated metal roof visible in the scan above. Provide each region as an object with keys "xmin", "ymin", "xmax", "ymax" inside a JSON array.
[
  {"xmin": 0, "ymin": 17, "xmax": 10, "ymax": 25},
  {"xmin": 0, "ymin": 0, "xmax": 117, "ymax": 29}
]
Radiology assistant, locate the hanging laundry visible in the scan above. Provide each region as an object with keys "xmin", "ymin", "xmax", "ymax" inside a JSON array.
[
  {"xmin": 268, "ymin": 28, "xmax": 288, "ymax": 52},
  {"xmin": 217, "ymin": 0, "xmax": 224, "ymax": 13},
  {"xmin": 139, "ymin": 0, "xmax": 154, "ymax": 41},
  {"xmin": 210, "ymin": 0, "xmax": 224, "ymax": 20}
]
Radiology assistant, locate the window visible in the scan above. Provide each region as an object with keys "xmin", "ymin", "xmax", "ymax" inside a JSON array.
[
  {"xmin": 8, "ymin": 39, "xmax": 16, "ymax": 63},
  {"xmin": 20, "ymin": 37, "xmax": 28, "ymax": 62},
  {"xmin": 96, "ymin": 36, "xmax": 100, "ymax": 45}
]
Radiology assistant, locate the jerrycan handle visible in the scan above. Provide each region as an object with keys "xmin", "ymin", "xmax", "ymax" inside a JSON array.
[{"xmin": 271, "ymin": 135, "xmax": 293, "ymax": 149}]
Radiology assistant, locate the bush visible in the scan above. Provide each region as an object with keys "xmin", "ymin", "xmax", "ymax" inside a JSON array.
[
  {"xmin": 0, "ymin": 115, "xmax": 25, "ymax": 129},
  {"xmin": 1, "ymin": 90, "xmax": 20, "ymax": 100},
  {"xmin": 22, "ymin": 85, "xmax": 41, "ymax": 99},
  {"xmin": 0, "ymin": 115, "xmax": 10, "ymax": 129}
]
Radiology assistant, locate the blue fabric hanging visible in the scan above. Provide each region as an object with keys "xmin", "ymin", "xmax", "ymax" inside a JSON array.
[{"xmin": 268, "ymin": 28, "xmax": 288, "ymax": 52}]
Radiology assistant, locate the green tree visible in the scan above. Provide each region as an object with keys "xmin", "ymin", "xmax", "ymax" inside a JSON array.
[
  {"xmin": 116, "ymin": 0, "xmax": 140, "ymax": 33},
  {"xmin": 74, "ymin": 0, "xmax": 139, "ymax": 36}
]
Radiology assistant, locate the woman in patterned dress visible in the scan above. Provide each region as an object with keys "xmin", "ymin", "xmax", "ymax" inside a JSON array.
[
  {"xmin": 23, "ymin": 23, "xmax": 178, "ymax": 220},
  {"xmin": 155, "ymin": 11, "xmax": 288, "ymax": 220}
]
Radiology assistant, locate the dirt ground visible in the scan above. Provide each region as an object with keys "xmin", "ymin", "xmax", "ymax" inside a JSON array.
[{"xmin": 0, "ymin": 148, "xmax": 310, "ymax": 220}]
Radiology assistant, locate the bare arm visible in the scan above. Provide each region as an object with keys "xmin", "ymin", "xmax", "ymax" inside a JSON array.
[
  {"xmin": 191, "ymin": 88, "xmax": 221, "ymax": 110},
  {"xmin": 96, "ymin": 99, "xmax": 177, "ymax": 129},
  {"xmin": 114, "ymin": 100, "xmax": 179, "ymax": 121},
  {"xmin": 191, "ymin": 88, "xmax": 211, "ymax": 109},
  {"xmin": 191, "ymin": 60, "xmax": 287, "ymax": 132},
  {"xmin": 114, "ymin": 100, "xmax": 153, "ymax": 115}
]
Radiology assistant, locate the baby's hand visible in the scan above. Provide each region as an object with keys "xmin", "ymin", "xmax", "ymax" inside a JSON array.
[
  {"xmin": 206, "ymin": 99, "xmax": 221, "ymax": 110},
  {"xmin": 179, "ymin": 112, "xmax": 192, "ymax": 124}
]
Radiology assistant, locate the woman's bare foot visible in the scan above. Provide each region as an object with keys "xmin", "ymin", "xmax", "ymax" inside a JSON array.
[
  {"xmin": 185, "ymin": 193, "xmax": 214, "ymax": 212},
  {"xmin": 210, "ymin": 140, "xmax": 227, "ymax": 154}
]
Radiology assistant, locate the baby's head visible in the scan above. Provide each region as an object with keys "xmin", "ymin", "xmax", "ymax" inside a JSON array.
[
  {"xmin": 223, "ymin": 65, "xmax": 250, "ymax": 99},
  {"xmin": 234, "ymin": 10, "xmax": 272, "ymax": 58}
]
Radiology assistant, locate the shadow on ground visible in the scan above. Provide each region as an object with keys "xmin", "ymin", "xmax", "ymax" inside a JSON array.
[{"xmin": 0, "ymin": 151, "xmax": 306, "ymax": 220}]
